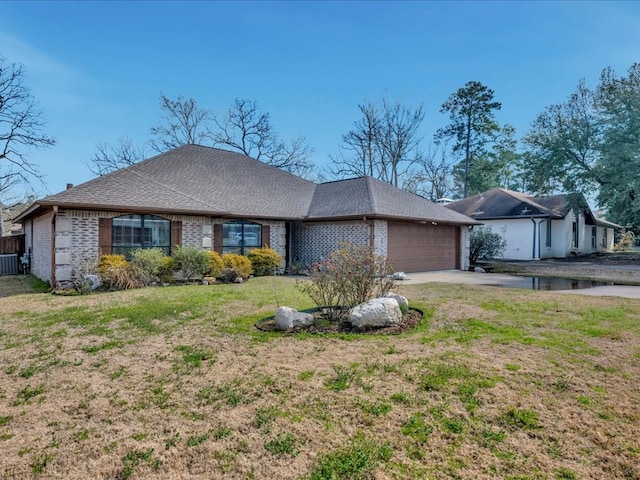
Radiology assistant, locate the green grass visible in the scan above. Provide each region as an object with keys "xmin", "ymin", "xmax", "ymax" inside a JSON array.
[{"xmin": 1, "ymin": 278, "xmax": 639, "ymax": 479}]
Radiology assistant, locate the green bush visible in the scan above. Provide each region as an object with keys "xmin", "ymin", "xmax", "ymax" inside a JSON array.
[
  {"xmin": 130, "ymin": 248, "xmax": 166, "ymax": 285},
  {"xmin": 220, "ymin": 253, "xmax": 253, "ymax": 282},
  {"xmin": 247, "ymin": 247, "xmax": 282, "ymax": 276},
  {"xmin": 469, "ymin": 226, "xmax": 507, "ymax": 264},
  {"xmin": 296, "ymin": 243, "xmax": 396, "ymax": 320},
  {"xmin": 172, "ymin": 246, "xmax": 210, "ymax": 280},
  {"xmin": 206, "ymin": 251, "xmax": 224, "ymax": 278}
]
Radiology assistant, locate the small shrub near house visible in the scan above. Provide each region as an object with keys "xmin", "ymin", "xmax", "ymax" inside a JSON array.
[
  {"xmin": 296, "ymin": 243, "xmax": 396, "ymax": 320},
  {"xmin": 130, "ymin": 248, "xmax": 166, "ymax": 284},
  {"xmin": 247, "ymin": 246, "xmax": 282, "ymax": 276},
  {"xmin": 613, "ymin": 229, "xmax": 636, "ymax": 251},
  {"xmin": 220, "ymin": 253, "xmax": 253, "ymax": 283},
  {"xmin": 69, "ymin": 248, "xmax": 101, "ymax": 294},
  {"xmin": 206, "ymin": 251, "xmax": 225, "ymax": 278},
  {"xmin": 469, "ymin": 226, "xmax": 507, "ymax": 264},
  {"xmin": 98, "ymin": 254, "xmax": 145, "ymax": 291},
  {"xmin": 172, "ymin": 246, "xmax": 210, "ymax": 281}
]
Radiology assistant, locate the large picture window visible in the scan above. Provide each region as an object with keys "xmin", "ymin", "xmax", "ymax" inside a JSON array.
[
  {"xmin": 112, "ymin": 214, "xmax": 171, "ymax": 258},
  {"xmin": 222, "ymin": 221, "xmax": 261, "ymax": 255}
]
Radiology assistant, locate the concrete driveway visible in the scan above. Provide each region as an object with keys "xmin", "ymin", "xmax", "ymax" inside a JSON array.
[{"xmin": 397, "ymin": 270, "xmax": 640, "ymax": 299}]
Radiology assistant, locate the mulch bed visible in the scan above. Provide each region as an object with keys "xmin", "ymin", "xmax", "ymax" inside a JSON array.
[{"xmin": 256, "ymin": 308, "xmax": 423, "ymax": 335}]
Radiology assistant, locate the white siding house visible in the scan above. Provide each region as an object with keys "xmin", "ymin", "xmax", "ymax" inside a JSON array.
[{"xmin": 447, "ymin": 189, "xmax": 618, "ymax": 261}]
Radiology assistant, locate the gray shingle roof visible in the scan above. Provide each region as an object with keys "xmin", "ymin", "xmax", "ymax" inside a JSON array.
[
  {"xmin": 445, "ymin": 188, "xmax": 620, "ymax": 228},
  {"xmin": 37, "ymin": 145, "xmax": 316, "ymax": 218},
  {"xmin": 309, "ymin": 177, "xmax": 479, "ymax": 224},
  {"xmin": 445, "ymin": 188, "xmax": 569, "ymax": 219},
  {"xmin": 23, "ymin": 145, "xmax": 477, "ymax": 225}
]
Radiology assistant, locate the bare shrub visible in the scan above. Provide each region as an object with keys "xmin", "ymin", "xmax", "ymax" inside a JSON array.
[
  {"xmin": 296, "ymin": 243, "xmax": 396, "ymax": 320},
  {"xmin": 69, "ymin": 248, "xmax": 100, "ymax": 293}
]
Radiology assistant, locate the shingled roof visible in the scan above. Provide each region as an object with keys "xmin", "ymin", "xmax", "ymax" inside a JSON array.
[
  {"xmin": 309, "ymin": 177, "xmax": 478, "ymax": 224},
  {"xmin": 445, "ymin": 188, "xmax": 623, "ymax": 228},
  {"xmin": 19, "ymin": 145, "xmax": 477, "ymax": 224},
  {"xmin": 445, "ymin": 188, "xmax": 571, "ymax": 220}
]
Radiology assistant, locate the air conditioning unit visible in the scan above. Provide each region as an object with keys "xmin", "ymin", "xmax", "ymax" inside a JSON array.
[{"xmin": 0, "ymin": 254, "xmax": 18, "ymax": 275}]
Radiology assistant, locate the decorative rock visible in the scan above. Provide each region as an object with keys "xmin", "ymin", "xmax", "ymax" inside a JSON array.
[
  {"xmin": 234, "ymin": 277, "xmax": 244, "ymax": 283},
  {"xmin": 349, "ymin": 298, "xmax": 402, "ymax": 329},
  {"xmin": 474, "ymin": 266, "xmax": 486, "ymax": 273},
  {"xmin": 85, "ymin": 274, "xmax": 101, "ymax": 291},
  {"xmin": 203, "ymin": 276, "xmax": 217, "ymax": 284},
  {"xmin": 274, "ymin": 306, "xmax": 315, "ymax": 331},
  {"xmin": 393, "ymin": 271, "xmax": 408, "ymax": 280},
  {"xmin": 385, "ymin": 292, "xmax": 408, "ymax": 310}
]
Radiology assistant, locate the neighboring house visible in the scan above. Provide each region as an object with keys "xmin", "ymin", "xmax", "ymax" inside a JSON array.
[
  {"xmin": 16, "ymin": 145, "xmax": 479, "ymax": 287},
  {"xmin": 445, "ymin": 188, "xmax": 619, "ymax": 261}
]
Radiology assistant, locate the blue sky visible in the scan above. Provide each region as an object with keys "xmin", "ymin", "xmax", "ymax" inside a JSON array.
[{"xmin": 2, "ymin": 0, "xmax": 640, "ymax": 199}]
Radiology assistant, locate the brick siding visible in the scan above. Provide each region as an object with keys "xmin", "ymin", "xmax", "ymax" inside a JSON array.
[{"xmin": 291, "ymin": 220, "xmax": 373, "ymax": 267}]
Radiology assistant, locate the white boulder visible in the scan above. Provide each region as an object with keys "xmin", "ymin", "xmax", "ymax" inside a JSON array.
[
  {"xmin": 274, "ymin": 306, "xmax": 314, "ymax": 331},
  {"xmin": 349, "ymin": 298, "xmax": 402, "ymax": 329},
  {"xmin": 385, "ymin": 292, "xmax": 408, "ymax": 310}
]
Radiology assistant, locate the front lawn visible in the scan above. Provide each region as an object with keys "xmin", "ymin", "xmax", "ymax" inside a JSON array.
[{"xmin": 0, "ymin": 277, "xmax": 638, "ymax": 479}]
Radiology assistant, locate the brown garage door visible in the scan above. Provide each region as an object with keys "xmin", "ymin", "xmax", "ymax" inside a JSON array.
[{"xmin": 387, "ymin": 222, "xmax": 460, "ymax": 272}]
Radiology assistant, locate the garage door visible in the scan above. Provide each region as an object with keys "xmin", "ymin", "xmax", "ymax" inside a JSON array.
[{"xmin": 387, "ymin": 222, "xmax": 460, "ymax": 272}]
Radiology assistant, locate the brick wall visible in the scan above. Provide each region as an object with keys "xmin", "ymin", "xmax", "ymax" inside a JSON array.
[{"xmin": 291, "ymin": 220, "xmax": 372, "ymax": 267}]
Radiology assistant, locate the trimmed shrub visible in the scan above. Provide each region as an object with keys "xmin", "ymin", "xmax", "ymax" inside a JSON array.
[
  {"xmin": 220, "ymin": 253, "xmax": 253, "ymax": 282},
  {"xmin": 247, "ymin": 246, "xmax": 282, "ymax": 276},
  {"xmin": 206, "ymin": 251, "xmax": 224, "ymax": 278},
  {"xmin": 130, "ymin": 248, "xmax": 165, "ymax": 285},
  {"xmin": 172, "ymin": 246, "xmax": 210, "ymax": 280}
]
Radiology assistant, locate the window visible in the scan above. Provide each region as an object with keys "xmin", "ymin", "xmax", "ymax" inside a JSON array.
[
  {"xmin": 545, "ymin": 220, "xmax": 552, "ymax": 247},
  {"xmin": 572, "ymin": 220, "xmax": 579, "ymax": 248},
  {"xmin": 112, "ymin": 214, "xmax": 171, "ymax": 258},
  {"xmin": 591, "ymin": 227, "xmax": 597, "ymax": 248},
  {"xmin": 222, "ymin": 221, "xmax": 261, "ymax": 255},
  {"xmin": 602, "ymin": 228, "xmax": 608, "ymax": 248}
]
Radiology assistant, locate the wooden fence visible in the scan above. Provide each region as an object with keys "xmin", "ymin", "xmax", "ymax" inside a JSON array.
[{"xmin": 0, "ymin": 235, "xmax": 25, "ymax": 255}]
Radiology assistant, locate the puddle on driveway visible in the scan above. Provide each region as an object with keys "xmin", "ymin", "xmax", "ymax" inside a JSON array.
[{"xmin": 489, "ymin": 276, "xmax": 616, "ymax": 291}]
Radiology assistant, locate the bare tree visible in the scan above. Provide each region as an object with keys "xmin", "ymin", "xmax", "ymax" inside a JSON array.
[
  {"xmin": 0, "ymin": 56, "xmax": 55, "ymax": 196},
  {"xmin": 331, "ymin": 95, "xmax": 425, "ymax": 188},
  {"xmin": 148, "ymin": 93, "xmax": 213, "ymax": 153},
  {"xmin": 86, "ymin": 136, "xmax": 145, "ymax": 176},
  {"xmin": 213, "ymin": 98, "xmax": 313, "ymax": 177}
]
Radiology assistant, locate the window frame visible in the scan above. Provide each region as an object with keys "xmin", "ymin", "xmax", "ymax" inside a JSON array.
[
  {"xmin": 545, "ymin": 219, "xmax": 552, "ymax": 248},
  {"xmin": 111, "ymin": 214, "xmax": 171, "ymax": 258},
  {"xmin": 221, "ymin": 220, "xmax": 262, "ymax": 256}
]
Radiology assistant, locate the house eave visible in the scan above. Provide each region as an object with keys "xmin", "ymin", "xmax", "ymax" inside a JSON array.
[
  {"xmin": 16, "ymin": 202, "xmax": 307, "ymax": 222},
  {"xmin": 303, "ymin": 213, "xmax": 481, "ymax": 226}
]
